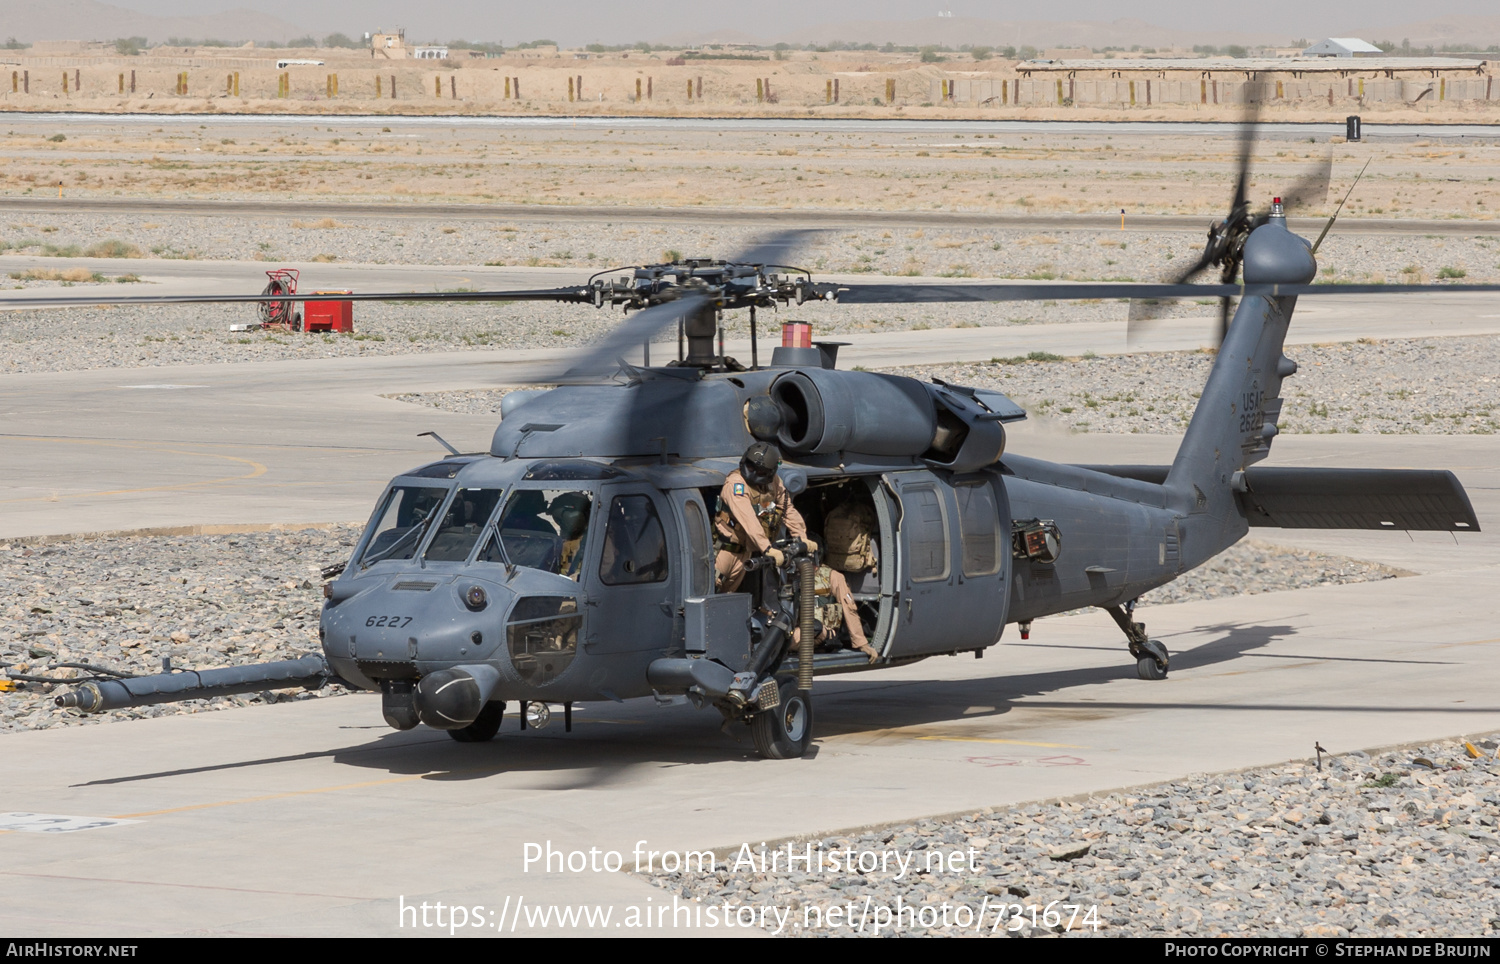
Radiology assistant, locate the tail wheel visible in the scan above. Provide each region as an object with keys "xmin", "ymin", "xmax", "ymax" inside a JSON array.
[
  {"xmin": 448, "ymin": 700, "xmax": 505, "ymax": 742},
  {"xmin": 750, "ymin": 680, "xmax": 813, "ymax": 759}
]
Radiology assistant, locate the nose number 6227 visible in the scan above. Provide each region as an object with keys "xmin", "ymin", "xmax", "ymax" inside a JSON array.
[{"xmin": 366, "ymin": 615, "xmax": 414, "ymax": 627}]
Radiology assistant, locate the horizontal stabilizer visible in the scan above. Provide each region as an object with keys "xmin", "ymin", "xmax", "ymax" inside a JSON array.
[
  {"xmin": 1234, "ymin": 467, "xmax": 1479, "ymax": 531},
  {"xmin": 1075, "ymin": 465, "xmax": 1479, "ymax": 532}
]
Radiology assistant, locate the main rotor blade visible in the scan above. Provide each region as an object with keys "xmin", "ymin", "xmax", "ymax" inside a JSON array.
[
  {"xmin": 10, "ymin": 276, "xmax": 1494, "ymax": 314},
  {"xmin": 835, "ymin": 281, "xmax": 1500, "ymax": 303},
  {"xmin": 539, "ymin": 228, "xmax": 819, "ymax": 384},
  {"xmin": 553, "ymin": 293, "xmax": 712, "ymax": 383},
  {"xmin": 0, "ymin": 287, "xmax": 596, "ymax": 310}
]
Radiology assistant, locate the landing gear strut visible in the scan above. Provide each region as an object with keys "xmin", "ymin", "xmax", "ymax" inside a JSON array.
[{"xmin": 1104, "ymin": 600, "xmax": 1169, "ymax": 680}]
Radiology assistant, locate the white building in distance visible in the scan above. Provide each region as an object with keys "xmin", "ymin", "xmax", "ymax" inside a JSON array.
[{"xmin": 1303, "ymin": 38, "xmax": 1384, "ymax": 58}]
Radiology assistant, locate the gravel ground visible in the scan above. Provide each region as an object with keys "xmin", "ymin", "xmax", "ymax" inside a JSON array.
[
  {"xmin": 0, "ymin": 525, "xmax": 358, "ymax": 733},
  {"xmin": 4, "ymin": 215, "xmax": 1497, "ymax": 281},
  {"xmin": 0, "ymin": 218, "xmax": 1494, "ymax": 372},
  {"xmin": 0, "ymin": 531, "xmax": 1396, "ymax": 734},
  {"xmin": 389, "ymin": 333, "xmax": 1500, "ymax": 436},
  {"xmin": 643, "ymin": 733, "xmax": 1500, "ymax": 937},
  {"xmin": 0, "ymin": 297, "xmax": 1147, "ymax": 373},
  {"xmin": 0, "ymin": 292, "xmax": 1111, "ymax": 376},
  {"xmin": 1135, "ymin": 540, "xmax": 1401, "ymax": 606},
  {"xmin": 912, "ymin": 335, "xmax": 1500, "ymax": 436}
]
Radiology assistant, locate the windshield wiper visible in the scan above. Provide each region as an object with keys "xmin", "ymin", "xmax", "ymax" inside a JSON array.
[
  {"xmin": 360, "ymin": 512, "xmax": 439, "ymax": 570},
  {"xmin": 484, "ymin": 522, "xmax": 519, "ymax": 579}
]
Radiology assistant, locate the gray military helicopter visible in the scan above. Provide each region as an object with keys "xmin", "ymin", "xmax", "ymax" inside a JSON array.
[{"xmin": 42, "ymin": 135, "xmax": 1488, "ymax": 759}]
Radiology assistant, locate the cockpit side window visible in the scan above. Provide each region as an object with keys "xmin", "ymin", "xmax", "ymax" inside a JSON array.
[
  {"xmin": 424, "ymin": 488, "xmax": 505, "ymax": 563},
  {"xmin": 599, "ymin": 494, "xmax": 669, "ymax": 585},
  {"xmin": 359, "ymin": 485, "xmax": 450, "ymax": 566},
  {"xmin": 683, "ymin": 498, "xmax": 712, "ymax": 596},
  {"xmin": 480, "ymin": 488, "xmax": 594, "ymax": 580}
]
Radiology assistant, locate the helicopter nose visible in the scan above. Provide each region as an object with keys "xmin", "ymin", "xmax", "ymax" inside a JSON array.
[{"xmin": 321, "ymin": 575, "xmax": 514, "ymax": 676}]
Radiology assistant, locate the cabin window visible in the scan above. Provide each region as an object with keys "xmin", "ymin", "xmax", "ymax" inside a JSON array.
[
  {"xmin": 424, "ymin": 488, "xmax": 505, "ymax": 562},
  {"xmin": 599, "ymin": 495, "xmax": 669, "ymax": 585},
  {"xmin": 359, "ymin": 485, "xmax": 449, "ymax": 566},
  {"xmin": 956, "ymin": 482, "xmax": 1002, "ymax": 577},
  {"xmin": 905, "ymin": 484, "xmax": 949, "ymax": 582}
]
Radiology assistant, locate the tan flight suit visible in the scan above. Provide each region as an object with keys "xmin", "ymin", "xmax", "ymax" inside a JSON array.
[
  {"xmin": 815, "ymin": 564, "xmax": 874, "ymax": 657},
  {"xmin": 714, "ymin": 469, "xmax": 807, "ymax": 593},
  {"xmin": 558, "ymin": 535, "xmax": 584, "ymax": 579}
]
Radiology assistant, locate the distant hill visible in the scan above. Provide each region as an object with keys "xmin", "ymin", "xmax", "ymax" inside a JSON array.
[
  {"xmin": 661, "ymin": 13, "xmax": 1500, "ymax": 53},
  {"xmin": 0, "ymin": 0, "xmax": 306, "ymax": 44},
  {"xmin": 784, "ymin": 17, "xmax": 1284, "ymax": 50},
  {"xmin": 661, "ymin": 17, "xmax": 1286, "ymax": 50},
  {"xmin": 1350, "ymin": 15, "xmax": 1500, "ymax": 49}
]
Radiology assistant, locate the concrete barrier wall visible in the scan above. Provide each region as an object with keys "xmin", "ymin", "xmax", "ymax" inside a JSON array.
[
  {"xmin": 0, "ymin": 58, "xmax": 1490, "ymax": 110},
  {"xmin": 931, "ymin": 75, "xmax": 1497, "ymax": 107},
  {"xmin": 0, "ymin": 62, "xmax": 944, "ymax": 106}
]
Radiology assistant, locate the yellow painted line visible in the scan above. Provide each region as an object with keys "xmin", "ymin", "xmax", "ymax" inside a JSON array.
[
  {"xmin": 0, "ymin": 436, "xmax": 266, "ymax": 503},
  {"xmin": 913, "ymin": 735, "xmax": 1090, "ymax": 749},
  {"xmin": 1435, "ymin": 636, "xmax": 1500, "ymax": 650}
]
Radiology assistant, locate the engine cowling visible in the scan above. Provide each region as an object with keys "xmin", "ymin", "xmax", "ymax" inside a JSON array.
[
  {"xmin": 766, "ymin": 369, "xmax": 1009, "ymax": 474},
  {"xmin": 770, "ymin": 369, "xmax": 936, "ymax": 456}
]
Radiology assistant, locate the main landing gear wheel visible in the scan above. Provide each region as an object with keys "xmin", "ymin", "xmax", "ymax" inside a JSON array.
[
  {"xmin": 751, "ymin": 680, "xmax": 813, "ymax": 760},
  {"xmin": 448, "ymin": 700, "xmax": 505, "ymax": 742},
  {"xmin": 1135, "ymin": 640, "xmax": 1170, "ymax": 681}
]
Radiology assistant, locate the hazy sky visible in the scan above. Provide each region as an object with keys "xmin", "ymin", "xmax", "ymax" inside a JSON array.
[{"xmin": 101, "ymin": 1, "xmax": 1500, "ymax": 45}]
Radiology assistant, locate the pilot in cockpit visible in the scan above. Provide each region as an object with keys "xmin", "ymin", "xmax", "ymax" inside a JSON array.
[{"xmin": 549, "ymin": 491, "xmax": 591, "ymax": 580}]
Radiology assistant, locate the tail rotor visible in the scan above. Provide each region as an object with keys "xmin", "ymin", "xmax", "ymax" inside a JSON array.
[{"xmin": 1127, "ymin": 80, "xmax": 1331, "ymax": 349}]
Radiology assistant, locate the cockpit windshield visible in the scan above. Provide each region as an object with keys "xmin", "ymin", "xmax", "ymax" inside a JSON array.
[
  {"xmin": 424, "ymin": 488, "xmax": 506, "ymax": 563},
  {"xmin": 359, "ymin": 485, "xmax": 449, "ymax": 567},
  {"xmin": 478, "ymin": 488, "xmax": 594, "ymax": 579}
]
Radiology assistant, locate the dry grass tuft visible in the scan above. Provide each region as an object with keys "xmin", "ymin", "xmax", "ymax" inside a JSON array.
[
  {"xmin": 83, "ymin": 239, "xmax": 142, "ymax": 258},
  {"xmin": 12, "ymin": 267, "xmax": 98, "ymax": 282}
]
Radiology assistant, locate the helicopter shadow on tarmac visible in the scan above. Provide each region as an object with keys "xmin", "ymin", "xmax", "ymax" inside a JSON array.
[
  {"xmin": 70, "ymin": 710, "xmax": 750, "ymax": 791},
  {"xmin": 312, "ymin": 618, "xmax": 1308, "ymax": 780},
  {"xmin": 808, "ymin": 613, "xmax": 1467, "ymax": 741},
  {"xmin": 339, "ymin": 616, "xmax": 1316, "ymax": 774},
  {"xmin": 68, "ymin": 616, "xmax": 1468, "ymax": 791},
  {"xmin": 806, "ymin": 618, "xmax": 1301, "ymax": 739}
]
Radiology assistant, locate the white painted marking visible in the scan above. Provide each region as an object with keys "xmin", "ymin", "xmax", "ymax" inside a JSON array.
[
  {"xmin": 0, "ymin": 812, "xmax": 140, "ymax": 833},
  {"xmin": 119, "ymin": 384, "xmax": 207, "ymax": 390}
]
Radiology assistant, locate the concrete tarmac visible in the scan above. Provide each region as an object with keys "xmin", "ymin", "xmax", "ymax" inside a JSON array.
[
  {"xmin": 1, "ymin": 525, "xmax": 1496, "ymax": 936},
  {"xmin": 4, "ymin": 297, "xmax": 1500, "ymax": 541},
  {"xmin": 1, "ymin": 300, "xmax": 1497, "ymax": 935}
]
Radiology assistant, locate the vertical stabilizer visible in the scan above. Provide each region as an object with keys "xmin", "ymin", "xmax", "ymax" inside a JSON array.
[{"xmin": 1164, "ymin": 211, "xmax": 1316, "ymax": 568}]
